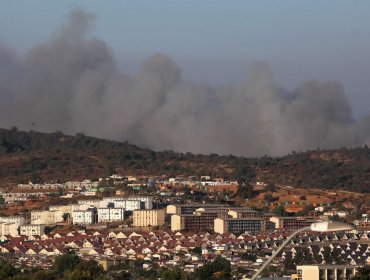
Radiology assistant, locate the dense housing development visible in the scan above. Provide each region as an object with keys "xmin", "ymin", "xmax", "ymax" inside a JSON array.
[{"xmin": 0, "ymin": 174, "xmax": 369, "ymax": 280}]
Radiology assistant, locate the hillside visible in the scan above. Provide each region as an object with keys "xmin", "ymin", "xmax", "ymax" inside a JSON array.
[{"xmin": 0, "ymin": 128, "xmax": 369, "ymax": 193}]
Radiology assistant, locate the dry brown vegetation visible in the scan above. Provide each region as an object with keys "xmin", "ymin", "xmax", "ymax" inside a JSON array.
[{"xmin": 0, "ymin": 128, "xmax": 369, "ymax": 194}]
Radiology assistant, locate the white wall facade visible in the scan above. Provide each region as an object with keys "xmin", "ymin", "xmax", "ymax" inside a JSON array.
[
  {"xmin": 72, "ymin": 210, "xmax": 95, "ymax": 225},
  {"xmin": 31, "ymin": 210, "xmax": 64, "ymax": 225},
  {"xmin": 0, "ymin": 222, "xmax": 19, "ymax": 236},
  {"xmin": 0, "ymin": 216, "xmax": 25, "ymax": 226},
  {"xmin": 20, "ymin": 225, "xmax": 46, "ymax": 236},
  {"xmin": 97, "ymin": 208, "xmax": 125, "ymax": 222}
]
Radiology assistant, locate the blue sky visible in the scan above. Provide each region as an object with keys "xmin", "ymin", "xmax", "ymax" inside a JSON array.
[{"xmin": 1, "ymin": 0, "xmax": 370, "ymax": 117}]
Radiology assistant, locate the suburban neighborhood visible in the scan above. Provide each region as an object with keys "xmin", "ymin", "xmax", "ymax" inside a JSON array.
[{"xmin": 0, "ymin": 175, "xmax": 369, "ymax": 279}]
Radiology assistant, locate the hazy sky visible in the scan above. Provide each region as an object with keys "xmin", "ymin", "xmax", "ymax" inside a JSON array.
[
  {"xmin": 1, "ymin": 1, "xmax": 370, "ymax": 156},
  {"xmin": 1, "ymin": 0, "xmax": 369, "ymax": 117}
]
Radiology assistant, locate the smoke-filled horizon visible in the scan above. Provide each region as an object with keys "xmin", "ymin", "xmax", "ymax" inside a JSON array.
[{"xmin": 0, "ymin": 8, "xmax": 369, "ymax": 156}]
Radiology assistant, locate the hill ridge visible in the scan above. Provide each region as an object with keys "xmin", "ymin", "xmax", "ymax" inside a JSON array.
[{"xmin": 0, "ymin": 128, "xmax": 369, "ymax": 193}]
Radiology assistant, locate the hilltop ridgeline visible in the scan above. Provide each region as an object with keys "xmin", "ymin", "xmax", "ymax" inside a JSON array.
[{"xmin": 0, "ymin": 128, "xmax": 369, "ymax": 193}]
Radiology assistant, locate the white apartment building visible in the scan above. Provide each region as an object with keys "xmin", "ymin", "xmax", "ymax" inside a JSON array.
[
  {"xmin": 0, "ymin": 222, "xmax": 19, "ymax": 236},
  {"xmin": 0, "ymin": 191, "xmax": 51, "ymax": 203},
  {"xmin": 116, "ymin": 200, "xmax": 142, "ymax": 211},
  {"xmin": 97, "ymin": 208, "xmax": 125, "ymax": 223},
  {"xmin": 323, "ymin": 210, "xmax": 349, "ymax": 218},
  {"xmin": 133, "ymin": 209, "xmax": 165, "ymax": 227},
  {"xmin": 71, "ymin": 204, "xmax": 92, "ymax": 212},
  {"xmin": 49, "ymin": 205, "xmax": 73, "ymax": 215},
  {"xmin": 127, "ymin": 196, "xmax": 153, "ymax": 209},
  {"xmin": 20, "ymin": 224, "xmax": 46, "ymax": 236},
  {"xmin": 65, "ymin": 180, "xmax": 99, "ymax": 190},
  {"xmin": 102, "ymin": 196, "xmax": 151, "ymax": 210},
  {"xmin": 72, "ymin": 209, "xmax": 95, "ymax": 225},
  {"xmin": 102, "ymin": 197, "xmax": 117, "ymax": 203},
  {"xmin": 31, "ymin": 210, "xmax": 64, "ymax": 225},
  {"xmin": 0, "ymin": 216, "xmax": 25, "ymax": 226},
  {"xmin": 78, "ymin": 199, "xmax": 105, "ymax": 207},
  {"xmin": 17, "ymin": 183, "xmax": 63, "ymax": 190}
]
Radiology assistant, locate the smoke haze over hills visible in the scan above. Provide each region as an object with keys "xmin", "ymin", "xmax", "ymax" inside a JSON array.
[{"xmin": 0, "ymin": 8, "xmax": 369, "ymax": 156}]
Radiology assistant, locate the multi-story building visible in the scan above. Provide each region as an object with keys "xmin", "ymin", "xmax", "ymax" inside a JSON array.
[
  {"xmin": 228, "ymin": 209, "xmax": 259, "ymax": 218},
  {"xmin": 72, "ymin": 209, "xmax": 96, "ymax": 225},
  {"xmin": 170, "ymin": 207, "xmax": 257, "ymax": 231},
  {"xmin": 97, "ymin": 208, "xmax": 125, "ymax": 223},
  {"xmin": 0, "ymin": 216, "xmax": 25, "ymax": 226},
  {"xmin": 17, "ymin": 183, "xmax": 64, "ymax": 190},
  {"xmin": 167, "ymin": 204, "xmax": 226, "ymax": 215},
  {"xmin": 65, "ymin": 180, "xmax": 99, "ymax": 190},
  {"xmin": 20, "ymin": 224, "xmax": 46, "ymax": 236},
  {"xmin": 49, "ymin": 205, "xmax": 73, "ymax": 215},
  {"xmin": 78, "ymin": 199, "xmax": 105, "ymax": 207},
  {"xmin": 30, "ymin": 210, "xmax": 64, "ymax": 225},
  {"xmin": 0, "ymin": 189, "xmax": 58, "ymax": 203},
  {"xmin": 296, "ymin": 265, "xmax": 359, "ymax": 280},
  {"xmin": 112, "ymin": 200, "xmax": 142, "ymax": 211},
  {"xmin": 126, "ymin": 196, "xmax": 153, "ymax": 209},
  {"xmin": 133, "ymin": 209, "xmax": 165, "ymax": 227},
  {"xmin": 102, "ymin": 196, "xmax": 152, "ymax": 210},
  {"xmin": 0, "ymin": 223, "xmax": 19, "ymax": 236},
  {"xmin": 171, "ymin": 208, "xmax": 230, "ymax": 231},
  {"xmin": 270, "ymin": 217, "xmax": 316, "ymax": 230},
  {"xmin": 72, "ymin": 204, "xmax": 93, "ymax": 212},
  {"xmin": 214, "ymin": 217, "xmax": 268, "ymax": 234},
  {"xmin": 323, "ymin": 210, "xmax": 349, "ymax": 218}
]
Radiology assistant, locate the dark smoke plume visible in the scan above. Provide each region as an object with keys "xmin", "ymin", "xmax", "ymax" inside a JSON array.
[{"xmin": 0, "ymin": 8, "xmax": 369, "ymax": 156}]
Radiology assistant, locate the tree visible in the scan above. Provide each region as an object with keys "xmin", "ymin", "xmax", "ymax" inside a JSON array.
[
  {"xmin": 236, "ymin": 182, "xmax": 254, "ymax": 200},
  {"xmin": 0, "ymin": 260, "xmax": 19, "ymax": 279},
  {"xmin": 283, "ymin": 253, "xmax": 295, "ymax": 273},
  {"xmin": 314, "ymin": 253, "xmax": 323, "ymax": 264},
  {"xmin": 240, "ymin": 252, "xmax": 257, "ymax": 262},
  {"xmin": 193, "ymin": 256, "xmax": 231, "ymax": 280},
  {"xmin": 0, "ymin": 196, "xmax": 5, "ymax": 205},
  {"xmin": 191, "ymin": 247, "xmax": 202, "ymax": 255},
  {"xmin": 64, "ymin": 260, "xmax": 106, "ymax": 280},
  {"xmin": 265, "ymin": 182, "xmax": 276, "ymax": 192},
  {"xmin": 352, "ymin": 265, "xmax": 370, "ymax": 280},
  {"xmin": 293, "ymin": 248, "xmax": 314, "ymax": 265},
  {"xmin": 321, "ymin": 247, "xmax": 333, "ymax": 264},
  {"xmin": 29, "ymin": 270, "xmax": 56, "ymax": 280},
  {"xmin": 296, "ymin": 204, "xmax": 315, "ymax": 216},
  {"xmin": 75, "ymin": 260, "xmax": 104, "ymax": 277},
  {"xmin": 234, "ymin": 163, "xmax": 255, "ymax": 183},
  {"xmin": 54, "ymin": 253, "xmax": 80, "ymax": 274},
  {"xmin": 110, "ymin": 271, "xmax": 132, "ymax": 280},
  {"xmin": 162, "ymin": 268, "xmax": 183, "ymax": 280},
  {"xmin": 260, "ymin": 266, "xmax": 283, "ymax": 277},
  {"xmin": 271, "ymin": 205, "xmax": 288, "ymax": 217},
  {"xmin": 264, "ymin": 193, "xmax": 276, "ymax": 203}
]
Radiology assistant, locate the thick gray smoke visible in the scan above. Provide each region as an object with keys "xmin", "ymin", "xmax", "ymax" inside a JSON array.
[{"xmin": 1, "ymin": 8, "xmax": 369, "ymax": 156}]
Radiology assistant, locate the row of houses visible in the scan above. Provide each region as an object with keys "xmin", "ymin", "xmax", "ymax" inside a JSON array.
[
  {"xmin": 0, "ymin": 188, "xmax": 60, "ymax": 203},
  {"xmin": 0, "ymin": 228, "xmax": 368, "ymax": 272}
]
